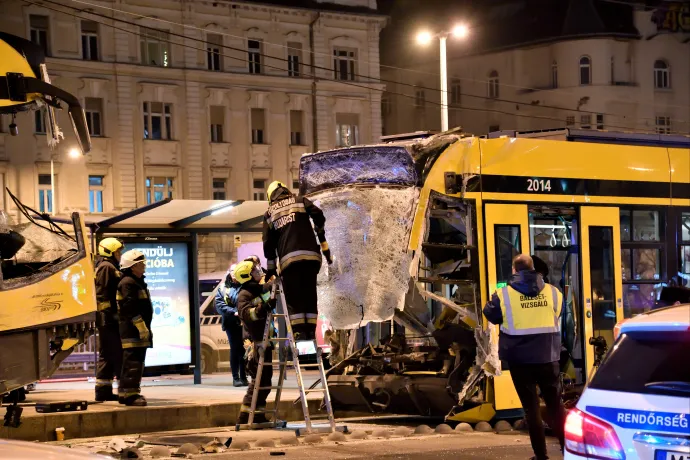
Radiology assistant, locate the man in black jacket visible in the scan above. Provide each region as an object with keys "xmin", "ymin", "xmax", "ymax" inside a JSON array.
[
  {"xmin": 94, "ymin": 238, "xmax": 125, "ymax": 402},
  {"xmin": 262, "ymin": 181, "xmax": 331, "ymax": 340},
  {"xmin": 214, "ymin": 264, "xmax": 247, "ymax": 387},
  {"xmin": 234, "ymin": 260, "xmax": 275, "ymax": 425},
  {"xmin": 483, "ymin": 255, "xmax": 565, "ymax": 460},
  {"xmin": 116, "ymin": 250, "xmax": 153, "ymax": 407}
]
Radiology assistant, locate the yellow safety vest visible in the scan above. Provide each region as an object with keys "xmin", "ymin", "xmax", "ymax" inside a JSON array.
[{"xmin": 496, "ymin": 284, "xmax": 563, "ymax": 335}]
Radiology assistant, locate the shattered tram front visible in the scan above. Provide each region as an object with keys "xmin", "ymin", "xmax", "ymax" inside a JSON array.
[{"xmin": 300, "ymin": 131, "xmax": 502, "ymax": 422}]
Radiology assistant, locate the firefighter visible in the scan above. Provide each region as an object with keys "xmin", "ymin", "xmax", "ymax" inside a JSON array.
[
  {"xmin": 234, "ymin": 260, "xmax": 275, "ymax": 425},
  {"xmin": 93, "ymin": 237, "xmax": 124, "ymax": 402},
  {"xmin": 262, "ymin": 181, "xmax": 331, "ymax": 340},
  {"xmin": 483, "ymin": 254, "xmax": 565, "ymax": 460},
  {"xmin": 116, "ymin": 250, "xmax": 153, "ymax": 406},
  {"xmin": 215, "ymin": 263, "xmax": 248, "ymax": 387}
]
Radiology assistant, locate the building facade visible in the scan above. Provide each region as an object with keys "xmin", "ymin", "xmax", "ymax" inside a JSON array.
[
  {"xmin": 0, "ymin": 0, "xmax": 385, "ymax": 223},
  {"xmin": 382, "ymin": 2, "xmax": 690, "ymax": 138}
]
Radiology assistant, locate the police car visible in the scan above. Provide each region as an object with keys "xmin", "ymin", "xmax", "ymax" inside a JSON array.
[{"xmin": 565, "ymin": 305, "xmax": 690, "ymax": 460}]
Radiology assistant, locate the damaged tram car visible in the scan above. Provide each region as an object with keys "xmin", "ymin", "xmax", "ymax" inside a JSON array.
[
  {"xmin": 301, "ymin": 128, "xmax": 690, "ymax": 423},
  {"xmin": 1, "ymin": 31, "xmax": 95, "ymax": 402}
]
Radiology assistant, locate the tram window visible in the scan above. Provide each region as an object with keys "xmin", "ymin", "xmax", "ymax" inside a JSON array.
[
  {"xmin": 495, "ymin": 225, "xmax": 521, "ymax": 286},
  {"xmin": 623, "ymin": 284, "xmax": 657, "ymax": 317},
  {"xmin": 633, "ymin": 210, "xmax": 660, "ymax": 241},
  {"xmin": 682, "ymin": 213, "xmax": 690, "ymax": 241},
  {"xmin": 681, "ymin": 245, "xmax": 690, "ymax": 288},
  {"xmin": 588, "ymin": 226, "xmax": 617, "ymax": 344},
  {"xmin": 620, "ymin": 210, "xmax": 631, "ymax": 241}
]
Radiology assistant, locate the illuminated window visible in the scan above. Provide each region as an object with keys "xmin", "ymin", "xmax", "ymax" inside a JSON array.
[
  {"xmin": 88, "ymin": 175, "xmax": 104, "ymax": 213},
  {"xmin": 335, "ymin": 113, "xmax": 359, "ymax": 147},
  {"xmin": 140, "ymin": 27, "xmax": 170, "ymax": 67},
  {"xmin": 38, "ymin": 174, "xmax": 53, "ymax": 213}
]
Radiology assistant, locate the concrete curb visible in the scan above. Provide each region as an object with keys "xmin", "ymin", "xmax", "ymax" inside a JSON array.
[{"xmin": 0, "ymin": 399, "xmax": 323, "ymax": 442}]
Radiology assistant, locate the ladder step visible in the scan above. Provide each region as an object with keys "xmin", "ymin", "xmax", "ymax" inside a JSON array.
[
  {"xmin": 269, "ymin": 338, "xmax": 291, "ymax": 341},
  {"xmin": 271, "ymin": 313, "xmax": 287, "ymax": 317},
  {"xmin": 257, "ymin": 386, "xmax": 284, "ymax": 390},
  {"xmin": 304, "ymin": 388, "xmax": 326, "ymax": 393}
]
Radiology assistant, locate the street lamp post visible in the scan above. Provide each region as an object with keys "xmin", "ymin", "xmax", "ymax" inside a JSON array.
[{"xmin": 417, "ymin": 24, "xmax": 469, "ymax": 132}]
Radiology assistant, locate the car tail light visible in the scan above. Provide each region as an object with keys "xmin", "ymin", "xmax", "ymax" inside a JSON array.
[{"xmin": 565, "ymin": 409, "xmax": 626, "ymax": 459}]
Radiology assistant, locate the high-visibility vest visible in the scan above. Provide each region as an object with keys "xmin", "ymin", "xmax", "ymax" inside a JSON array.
[{"xmin": 496, "ymin": 284, "xmax": 563, "ymax": 336}]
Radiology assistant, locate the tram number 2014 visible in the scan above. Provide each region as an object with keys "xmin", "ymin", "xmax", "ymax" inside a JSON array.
[{"xmin": 527, "ymin": 178, "xmax": 552, "ymax": 192}]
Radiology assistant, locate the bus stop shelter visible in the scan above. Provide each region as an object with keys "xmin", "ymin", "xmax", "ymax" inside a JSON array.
[{"xmin": 86, "ymin": 198, "xmax": 268, "ymax": 384}]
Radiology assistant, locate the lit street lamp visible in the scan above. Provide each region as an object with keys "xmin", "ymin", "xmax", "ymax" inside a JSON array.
[
  {"xmin": 49, "ymin": 147, "xmax": 82, "ymax": 216},
  {"xmin": 416, "ymin": 24, "xmax": 469, "ymax": 132}
]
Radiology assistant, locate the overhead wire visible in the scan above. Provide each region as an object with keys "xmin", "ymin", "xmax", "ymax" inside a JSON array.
[
  {"xmin": 26, "ymin": 0, "xmax": 687, "ymax": 134},
  {"xmin": 70, "ymin": 0, "xmax": 690, "ymax": 118}
]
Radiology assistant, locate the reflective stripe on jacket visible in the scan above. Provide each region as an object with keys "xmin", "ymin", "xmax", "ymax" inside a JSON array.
[{"xmin": 497, "ymin": 284, "xmax": 563, "ymax": 336}]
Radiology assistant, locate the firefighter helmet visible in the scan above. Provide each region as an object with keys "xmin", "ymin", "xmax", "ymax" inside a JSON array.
[
  {"xmin": 234, "ymin": 260, "xmax": 257, "ymax": 284},
  {"xmin": 266, "ymin": 181, "xmax": 287, "ymax": 202},
  {"xmin": 120, "ymin": 250, "xmax": 146, "ymax": 270},
  {"xmin": 98, "ymin": 238, "xmax": 124, "ymax": 257}
]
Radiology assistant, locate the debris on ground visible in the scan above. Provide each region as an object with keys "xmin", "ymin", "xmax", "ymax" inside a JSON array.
[
  {"xmin": 202, "ymin": 439, "xmax": 226, "ymax": 453},
  {"xmin": 107, "ymin": 438, "xmax": 128, "ymax": 452},
  {"xmin": 119, "ymin": 447, "xmax": 142, "ymax": 459}
]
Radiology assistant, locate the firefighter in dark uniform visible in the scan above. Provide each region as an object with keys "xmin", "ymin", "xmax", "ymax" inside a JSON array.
[
  {"xmin": 116, "ymin": 249, "xmax": 153, "ymax": 406},
  {"xmin": 484, "ymin": 254, "xmax": 565, "ymax": 460},
  {"xmin": 93, "ymin": 237, "xmax": 125, "ymax": 401},
  {"xmin": 262, "ymin": 181, "xmax": 331, "ymax": 340},
  {"xmin": 234, "ymin": 260, "xmax": 275, "ymax": 425}
]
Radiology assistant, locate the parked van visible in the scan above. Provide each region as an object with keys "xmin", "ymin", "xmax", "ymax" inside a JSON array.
[{"xmin": 199, "ymin": 271, "xmax": 229, "ymax": 374}]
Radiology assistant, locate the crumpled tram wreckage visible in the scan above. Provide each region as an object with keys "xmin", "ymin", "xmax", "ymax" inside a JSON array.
[{"xmin": 300, "ymin": 131, "xmax": 501, "ymax": 421}]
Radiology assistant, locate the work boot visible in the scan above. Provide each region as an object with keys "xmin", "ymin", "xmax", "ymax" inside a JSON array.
[
  {"xmin": 119, "ymin": 394, "xmax": 147, "ymax": 406},
  {"xmin": 237, "ymin": 412, "xmax": 249, "ymax": 425},
  {"xmin": 95, "ymin": 390, "xmax": 119, "ymax": 402},
  {"xmin": 233, "ymin": 380, "xmax": 244, "ymax": 387}
]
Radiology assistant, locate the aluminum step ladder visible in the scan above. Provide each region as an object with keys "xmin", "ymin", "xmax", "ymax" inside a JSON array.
[{"xmin": 235, "ymin": 278, "xmax": 338, "ymax": 435}]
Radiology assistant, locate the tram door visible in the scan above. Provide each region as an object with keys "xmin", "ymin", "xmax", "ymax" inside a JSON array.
[
  {"xmin": 484, "ymin": 203, "xmax": 530, "ymax": 412},
  {"xmin": 579, "ymin": 207, "xmax": 624, "ymax": 381}
]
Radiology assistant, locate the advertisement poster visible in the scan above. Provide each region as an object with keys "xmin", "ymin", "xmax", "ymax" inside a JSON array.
[{"xmin": 128, "ymin": 242, "xmax": 192, "ymax": 367}]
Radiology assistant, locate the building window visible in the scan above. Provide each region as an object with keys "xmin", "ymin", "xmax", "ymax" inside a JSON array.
[
  {"xmin": 290, "ymin": 110, "xmax": 304, "ymax": 145},
  {"xmin": 143, "ymin": 102, "xmax": 173, "ymax": 140},
  {"xmin": 287, "ymin": 42, "xmax": 302, "ymax": 77},
  {"xmin": 140, "ymin": 27, "xmax": 170, "ymax": 67},
  {"xmin": 656, "ymin": 116, "xmax": 671, "ymax": 134},
  {"xmin": 81, "ymin": 20, "xmax": 99, "ymax": 61},
  {"xmin": 88, "ymin": 175, "xmax": 104, "ymax": 213},
  {"xmin": 414, "ymin": 88, "xmax": 425, "ymax": 108},
  {"xmin": 248, "ymin": 39, "xmax": 262, "ymax": 74},
  {"xmin": 210, "ymin": 106, "xmax": 224, "ymax": 143},
  {"xmin": 620, "ymin": 209, "xmax": 665, "ymax": 318},
  {"xmin": 488, "ymin": 70, "xmax": 499, "ymax": 98},
  {"xmin": 34, "ymin": 110, "xmax": 46, "ymax": 134},
  {"xmin": 580, "ymin": 114, "xmax": 591, "ymax": 129},
  {"xmin": 85, "ymin": 97, "xmax": 103, "ymax": 137},
  {"xmin": 335, "ymin": 113, "xmax": 359, "ymax": 147},
  {"xmin": 146, "ymin": 176, "xmax": 175, "ymax": 204},
  {"xmin": 292, "ymin": 179, "xmax": 300, "ymax": 191},
  {"xmin": 333, "ymin": 48, "xmax": 356, "ymax": 81},
  {"xmin": 251, "ymin": 108, "xmax": 266, "ymax": 144},
  {"xmin": 253, "ymin": 179, "xmax": 266, "ymax": 201},
  {"xmin": 450, "ymin": 79, "xmax": 461, "ymax": 105},
  {"xmin": 30, "ymin": 15, "xmax": 50, "ymax": 56},
  {"xmin": 212, "ymin": 178, "xmax": 226, "ymax": 200},
  {"xmin": 381, "ymin": 95, "xmax": 391, "ymax": 116},
  {"xmin": 596, "ymin": 114, "xmax": 604, "ymax": 130},
  {"xmin": 206, "ymin": 33, "xmax": 222, "ymax": 71},
  {"xmin": 38, "ymin": 174, "xmax": 53, "ymax": 213},
  {"xmin": 566, "ymin": 116, "xmax": 575, "ymax": 126},
  {"xmin": 551, "ymin": 61, "xmax": 558, "ymax": 88},
  {"xmin": 579, "ymin": 56, "xmax": 591, "ymax": 85},
  {"xmin": 654, "ymin": 60, "xmax": 670, "ymax": 89}
]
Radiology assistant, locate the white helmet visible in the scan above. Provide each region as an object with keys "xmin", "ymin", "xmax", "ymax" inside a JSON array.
[{"xmin": 120, "ymin": 249, "xmax": 146, "ymax": 270}]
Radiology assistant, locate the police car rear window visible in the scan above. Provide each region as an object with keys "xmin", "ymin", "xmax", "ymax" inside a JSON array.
[{"xmin": 588, "ymin": 331, "xmax": 690, "ymax": 397}]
